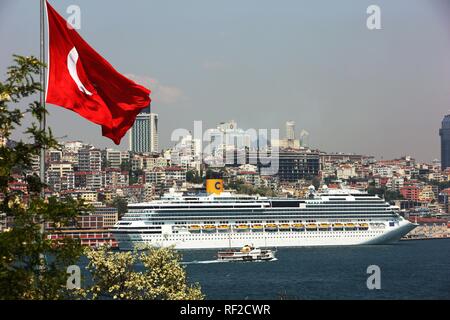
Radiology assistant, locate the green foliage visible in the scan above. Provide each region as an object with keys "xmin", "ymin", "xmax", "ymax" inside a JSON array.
[
  {"xmin": 0, "ymin": 55, "xmax": 88, "ymax": 299},
  {"xmin": 82, "ymin": 245, "xmax": 204, "ymax": 300},
  {"xmin": 228, "ymin": 180, "xmax": 277, "ymax": 197},
  {"xmin": 130, "ymin": 169, "xmax": 143, "ymax": 185},
  {"xmin": 0, "ymin": 55, "xmax": 204, "ymax": 301},
  {"xmin": 186, "ymin": 169, "xmax": 202, "ymax": 184},
  {"xmin": 108, "ymin": 196, "xmax": 128, "ymax": 216},
  {"xmin": 311, "ymin": 176, "xmax": 321, "ymax": 190},
  {"xmin": 120, "ymin": 160, "xmax": 131, "ymax": 172},
  {"xmin": 367, "ymin": 187, "xmax": 404, "ymax": 202}
]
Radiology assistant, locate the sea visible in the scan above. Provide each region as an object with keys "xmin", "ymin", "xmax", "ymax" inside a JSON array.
[{"xmin": 179, "ymin": 239, "xmax": 450, "ymax": 300}]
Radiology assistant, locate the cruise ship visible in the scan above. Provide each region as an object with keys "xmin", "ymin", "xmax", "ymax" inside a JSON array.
[{"xmin": 112, "ymin": 183, "xmax": 417, "ymax": 250}]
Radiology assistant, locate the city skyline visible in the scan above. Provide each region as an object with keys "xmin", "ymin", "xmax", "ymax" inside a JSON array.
[{"xmin": 1, "ymin": 0, "xmax": 450, "ymax": 162}]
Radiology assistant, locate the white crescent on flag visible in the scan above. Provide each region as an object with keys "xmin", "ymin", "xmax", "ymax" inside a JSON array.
[{"xmin": 67, "ymin": 47, "xmax": 93, "ymax": 96}]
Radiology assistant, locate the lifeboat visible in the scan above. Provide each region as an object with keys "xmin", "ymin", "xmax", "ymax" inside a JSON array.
[
  {"xmin": 251, "ymin": 224, "xmax": 264, "ymax": 231},
  {"xmin": 235, "ymin": 224, "xmax": 250, "ymax": 232},
  {"xmin": 217, "ymin": 225, "xmax": 230, "ymax": 232},
  {"xmin": 265, "ymin": 224, "xmax": 278, "ymax": 232},
  {"xmin": 358, "ymin": 223, "xmax": 369, "ymax": 230},
  {"xmin": 203, "ymin": 225, "xmax": 217, "ymax": 233},
  {"xmin": 292, "ymin": 223, "xmax": 305, "ymax": 231},
  {"xmin": 279, "ymin": 224, "xmax": 291, "ymax": 231},
  {"xmin": 318, "ymin": 223, "xmax": 331, "ymax": 231},
  {"xmin": 333, "ymin": 223, "xmax": 344, "ymax": 230},
  {"xmin": 188, "ymin": 225, "xmax": 201, "ymax": 233},
  {"xmin": 306, "ymin": 223, "xmax": 318, "ymax": 231},
  {"xmin": 344, "ymin": 223, "xmax": 356, "ymax": 230}
]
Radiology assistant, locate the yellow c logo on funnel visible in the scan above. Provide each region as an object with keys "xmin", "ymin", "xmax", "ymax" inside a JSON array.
[{"xmin": 206, "ymin": 179, "xmax": 224, "ymax": 194}]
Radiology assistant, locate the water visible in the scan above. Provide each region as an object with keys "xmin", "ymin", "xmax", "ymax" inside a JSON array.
[{"xmin": 180, "ymin": 239, "xmax": 450, "ymax": 299}]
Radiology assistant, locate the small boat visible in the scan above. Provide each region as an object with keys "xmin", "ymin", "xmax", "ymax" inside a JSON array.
[
  {"xmin": 333, "ymin": 223, "xmax": 344, "ymax": 230},
  {"xmin": 291, "ymin": 223, "xmax": 305, "ymax": 231},
  {"xmin": 279, "ymin": 224, "xmax": 291, "ymax": 231},
  {"xmin": 217, "ymin": 225, "xmax": 230, "ymax": 232},
  {"xmin": 217, "ymin": 245, "xmax": 276, "ymax": 262},
  {"xmin": 234, "ymin": 224, "xmax": 250, "ymax": 232},
  {"xmin": 188, "ymin": 225, "xmax": 201, "ymax": 233},
  {"xmin": 264, "ymin": 224, "xmax": 278, "ymax": 232},
  {"xmin": 251, "ymin": 224, "xmax": 264, "ymax": 231},
  {"xmin": 344, "ymin": 223, "xmax": 356, "ymax": 230},
  {"xmin": 203, "ymin": 225, "xmax": 217, "ymax": 233},
  {"xmin": 306, "ymin": 223, "xmax": 318, "ymax": 231},
  {"xmin": 358, "ymin": 223, "xmax": 369, "ymax": 230},
  {"xmin": 319, "ymin": 223, "xmax": 331, "ymax": 231}
]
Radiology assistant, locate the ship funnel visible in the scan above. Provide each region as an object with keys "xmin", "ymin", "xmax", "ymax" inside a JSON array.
[{"xmin": 206, "ymin": 179, "xmax": 224, "ymax": 195}]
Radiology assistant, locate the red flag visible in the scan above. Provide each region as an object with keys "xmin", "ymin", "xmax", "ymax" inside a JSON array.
[{"xmin": 45, "ymin": 1, "xmax": 151, "ymax": 145}]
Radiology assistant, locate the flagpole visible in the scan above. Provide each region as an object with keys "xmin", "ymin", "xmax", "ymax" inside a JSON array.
[
  {"xmin": 39, "ymin": 0, "xmax": 46, "ymax": 253},
  {"xmin": 39, "ymin": 0, "xmax": 46, "ymax": 186}
]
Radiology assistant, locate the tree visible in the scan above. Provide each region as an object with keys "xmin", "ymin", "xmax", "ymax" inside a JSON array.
[
  {"xmin": 120, "ymin": 159, "xmax": 131, "ymax": 172},
  {"xmin": 83, "ymin": 245, "xmax": 204, "ymax": 300},
  {"xmin": 0, "ymin": 55, "xmax": 89, "ymax": 299},
  {"xmin": 311, "ymin": 176, "xmax": 321, "ymax": 190},
  {"xmin": 109, "ymin": 196, "xmax": 128, "ymax": 216},
  {"xmin": 186, "ymin": 169, "xmax": 202, "ymax": 184},
  {"xmin": 367, "ymin": 186, "xmax": 403, "ymax": 202},
  {"xmin": 0, "ymin": 55, "xmax": 204, "ymax": 300}
]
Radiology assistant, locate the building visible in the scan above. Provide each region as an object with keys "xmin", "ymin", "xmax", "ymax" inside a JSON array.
[
  {"xmin": 249, "ymin": 149, "xmax": 320, "ymax": 181},
  {"xmin": 105, "ymin": 148, "xmax": 123, "ymax": 169},
  {"xmin": 129, "ymin": 110, "xmax": 158, "ymax": 153},
  {"xmin": 272, "ymin": 121, "xmax": 301, "ymax": 149},
  {"xmin": 46, "ymin": 162, "xmax": 75, "ymax": 191},
  {"xmin": 400, "ymin": 185, "xmax": 420, "ymax": 202},
  {"xmin": 78, "ymin": 148, "xmax": 102, "ymax": 171},
  {"xmin": 336, "ymin": 164, "xmax": 357, "ymax": 180},
  {"xmin": 93, "ymin": 207, "xmax": 119, "ymax": 228},
  {"xmin": 286, "ymin": 121, "xmax": 295, "ymax": 140},
  {"xmin": 440, "ymin": 114, "xmax": 450, "ymax": 170}
]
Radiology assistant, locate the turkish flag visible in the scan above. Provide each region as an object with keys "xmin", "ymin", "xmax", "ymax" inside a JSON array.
[{"xmin": 45, "ymin": 1, "xmax": 151, "ymax": 145}]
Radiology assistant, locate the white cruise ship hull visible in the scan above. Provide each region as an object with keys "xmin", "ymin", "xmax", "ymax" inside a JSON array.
[{"xmin": 115, "ymin": 220, "xmax": 416, "ymax": 251}]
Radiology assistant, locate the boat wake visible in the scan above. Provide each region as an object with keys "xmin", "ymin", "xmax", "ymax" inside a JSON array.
[
  {"xmin": 182, "ymin": 257, "xmax": 278, "ymax": 265},
  {"xmin": 182, "ymin": 260, "xmax": 225, "ymax": 265}
]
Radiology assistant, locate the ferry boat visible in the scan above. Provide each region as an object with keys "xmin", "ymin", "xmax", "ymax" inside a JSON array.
[
  {"xmin": 217, "ymin": 245, "xmax": 276, "ymax": 262},
  {"xmin": 112, "ymin": 184, "xmax": 417, "ymax": 250}
]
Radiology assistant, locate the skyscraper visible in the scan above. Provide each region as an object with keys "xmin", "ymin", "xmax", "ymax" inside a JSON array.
[
  {"xmin": 286, "ymin": 121, "xmax": 296, "ymax": 140},
  {"xmin": 440, "ymin": 115, "xmax": 450, "ymax": 170},
  {"xmin": 129, "ymin": 107, "xmax": 158, "ymax": 153}
]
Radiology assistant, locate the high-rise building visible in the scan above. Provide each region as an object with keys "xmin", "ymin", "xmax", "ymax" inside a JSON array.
[
  {"xmin": 78, "ymin": 148, "xmax": 102, "ymax": 171},
  {"xmin": 105, "ymin": 148, "xmax": 122, "ymax": 169},
  {"xmin": 440, "ymin": 115, "xmax": 450, "ymax": 170},
  {"xmin": 272, "ymin": 120, "xmax": 301, "ymax": 149},
  {"xmin": 286, "ymin": 121, "xmax": 296, "ymax": 140},
  {"xmin": 129, "ymin": 108, "xmax": 158, "ymax": 153},
  {"xmin": 249, "ymin": 149, "xmax": 320, "ymax": 181}
]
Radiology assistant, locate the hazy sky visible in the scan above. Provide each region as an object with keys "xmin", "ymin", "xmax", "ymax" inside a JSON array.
[{"xmin": 1, "ymin": 0, "xmax": 450, "ymax": 162}]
